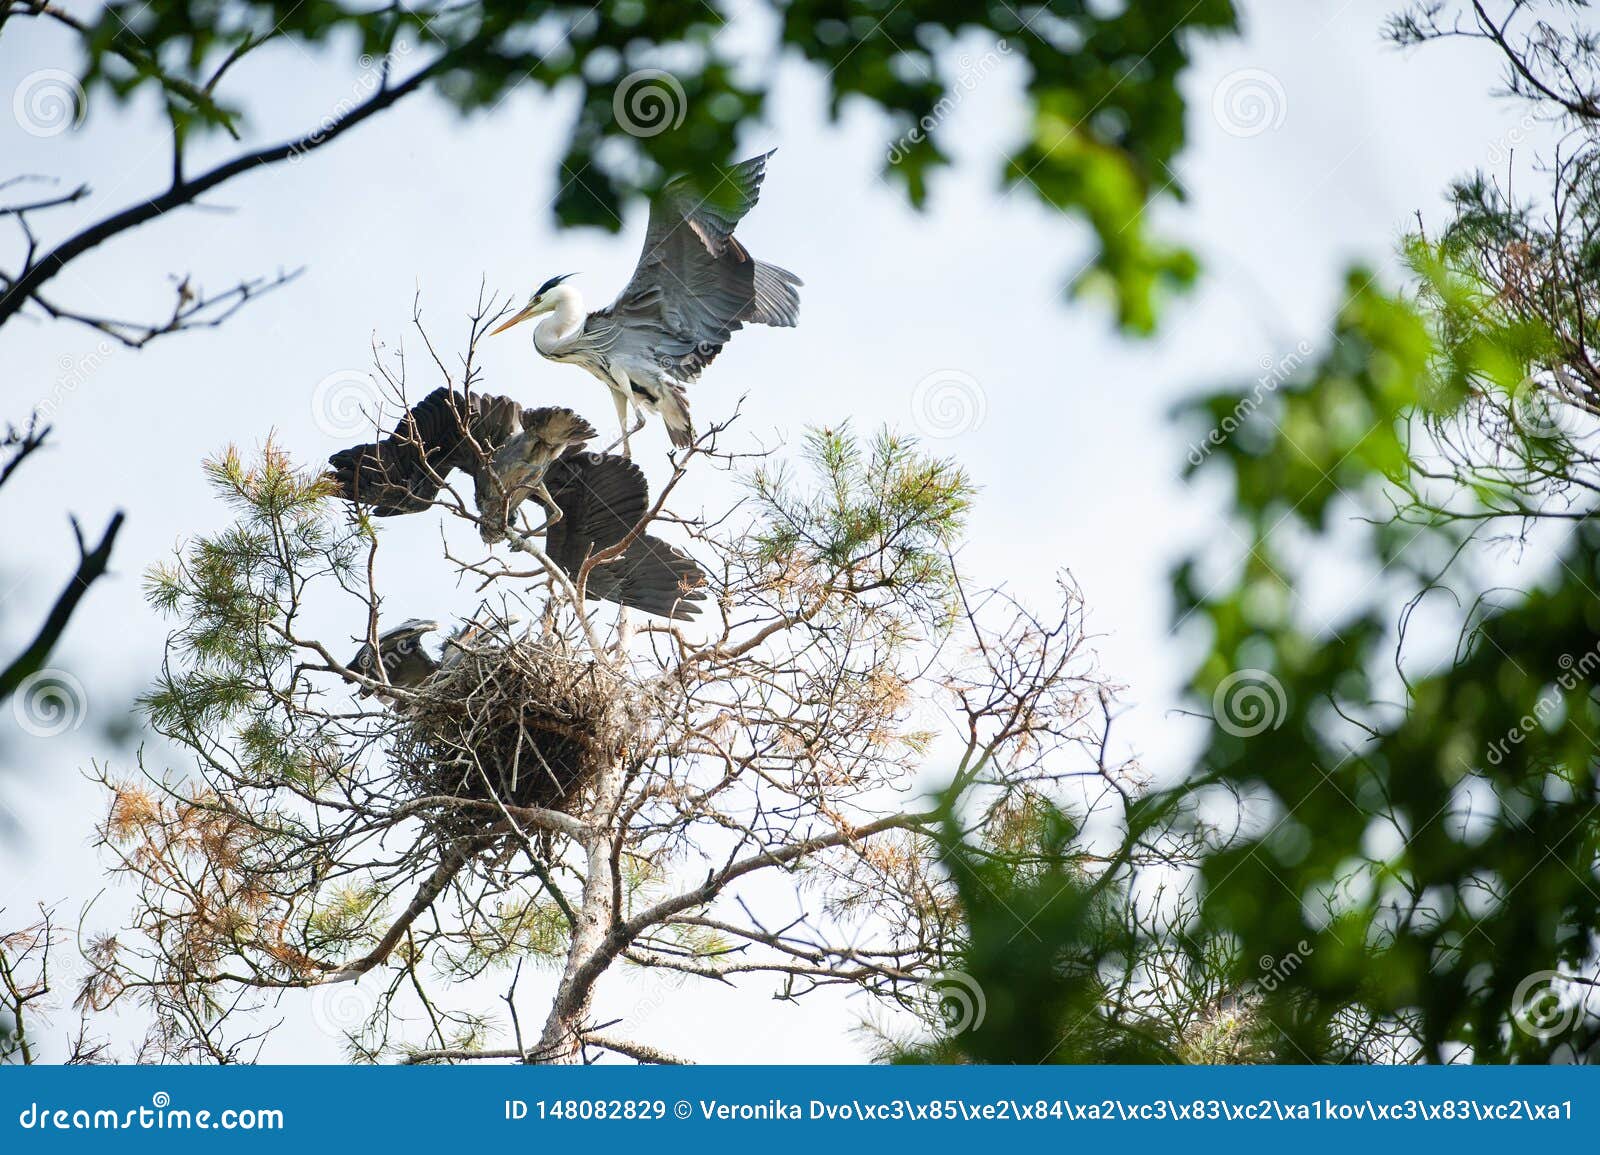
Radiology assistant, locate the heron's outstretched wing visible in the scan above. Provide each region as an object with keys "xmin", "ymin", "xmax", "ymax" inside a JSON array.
[
  {"xmin": 328, "ymin": 433, "xmax": 434, "ymax": 515},
  {"xmin": 586, "ymin": 151, "xmax": 801, "ymax": 384},
  {"xmin": 543, "ymin": 455, "xmax": 707, "ymax": 619},
  {"xmin": 544, "ymin": 453, "xmax": 648, "ymax": 554},
  {"xmin": 518, "ymin": 407, "xmax": 598, "ymax": 457},
  {"xmin": 328, "ymin": 388, "xmax": 520, "ymax": 516}
]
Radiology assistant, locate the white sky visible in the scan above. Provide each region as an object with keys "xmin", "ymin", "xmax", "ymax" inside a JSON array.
[{"xmin": 0, "ymin": 1, "xmax": 1546, "ymax": 1061}]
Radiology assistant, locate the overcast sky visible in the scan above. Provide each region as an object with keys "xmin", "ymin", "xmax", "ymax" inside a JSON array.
[{"xmin": 0, "ymin": 1, "xmax": 1546, "ymax": 1061}]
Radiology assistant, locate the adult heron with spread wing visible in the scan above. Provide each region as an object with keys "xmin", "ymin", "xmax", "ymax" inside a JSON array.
[{"xmin": 490, "ymin": 151, "xmax": 801, "ymax": 455}]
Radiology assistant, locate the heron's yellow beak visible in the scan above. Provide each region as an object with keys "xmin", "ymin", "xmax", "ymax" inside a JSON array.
[{"xmin": 490, "ymin": 304, "xmax": 539, "ymax": 336}]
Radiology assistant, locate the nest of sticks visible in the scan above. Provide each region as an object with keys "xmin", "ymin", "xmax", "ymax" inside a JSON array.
[{"xmin": 392, "ymin": 630, "xmax": 632, "ymax": 838}]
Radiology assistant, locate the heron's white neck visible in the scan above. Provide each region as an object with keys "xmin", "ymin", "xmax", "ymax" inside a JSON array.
[{"xmin": 533, "ymin": 284, "xmax": 586, "ymax": 355}]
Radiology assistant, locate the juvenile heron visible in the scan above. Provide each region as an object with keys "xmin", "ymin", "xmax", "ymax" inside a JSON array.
[
  {"xmin": 489, "ymin": 151, "xmax": 801, "ymax": 455},
  {"xmin": 327, "ymin": 388, "xmax": 707, "ymax": 619},
  {"xmin": 346, "ymin": 619, "xmax": 440, "ymax": 697},
  {"xmin": 477, "ymin": 406, "xmax": 598, "ymax": 541},
  {"xmin": 436, "ymin": 616, "xmax": 523, "ymax": 673}
]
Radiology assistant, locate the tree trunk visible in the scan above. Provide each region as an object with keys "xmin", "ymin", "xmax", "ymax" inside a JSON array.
[{"xmin": 533, "ymin": 800, "xmax": 617, "ymax": 1062}]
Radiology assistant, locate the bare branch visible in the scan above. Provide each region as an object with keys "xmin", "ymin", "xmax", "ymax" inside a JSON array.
[{"xmin": 0, "ymin": 511, "xmax": 124, "ymax": 702}]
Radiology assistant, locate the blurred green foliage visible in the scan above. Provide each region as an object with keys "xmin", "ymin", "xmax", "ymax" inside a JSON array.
[
  {"xmin": 894, "ymin": 782, "xmax": 1374, "ymax": 1064},
  {"xmin": 909, "ymin": 1, "xmax": 1600, "ymax": 1062},
  {"xmin": 75, "ymin": 0, "xmax": 1238, "ymax": 331},
  {"xmin": 896, "ymin": 798, "xmax": 1172, "ymax": 1065},
  {"xmin": 1174, "ymin": 262, "xmax": 1600, "ymax": 1059}
]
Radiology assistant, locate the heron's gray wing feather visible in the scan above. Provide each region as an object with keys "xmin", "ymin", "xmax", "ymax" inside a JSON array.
[
  {"xmin": 452, "ymin": 393, "xmax": 522, "ymax": 467},
  {"xmin": 645, "ymin": 151, "xmax": 773, "ymax": 258},
  {"xmin": 520, "ymin": 407, "xmax": 598, "ymax": 453},
  {"xmin": 383, "ymin": 619, "xmax": 440, "ymax": 644},
  {"xmin": 329, "ymin": 388, "xmax": 520, "ymax": 516},
  {"xmin": 545, "ymin": 454, "xmax": 650, "ymax": 560},
  {"xmin": 328, "ymin": 438, "xmax": 436, "ymax": 515},
  {"xmin": 747, "ymin": 260, "xmax": 802, "ymax": 328},
  {"xmin": 592, "ymin": 151, "xmax": 798, "ymax": 383},
  {"xmin": 544, "ymin": 455, "xmax": 706, "ymax": 618},
  {"xmin": 347, "ymin": 641, "xmax": 378, "ymax": 678},
  {"xmin": 345, "ymin": 619, "xmax": 438, "ymax": 695},
  {"xmin": 598, "ymin": 534, "xmax": 708, "ymax": 620}
]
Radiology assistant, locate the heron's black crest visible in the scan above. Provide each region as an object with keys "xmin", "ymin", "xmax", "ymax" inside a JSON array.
[{"xmin": 536, "ymin": 272, "xmax": 576, "ymax": 297}]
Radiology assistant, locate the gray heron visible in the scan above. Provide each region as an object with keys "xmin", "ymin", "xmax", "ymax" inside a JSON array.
[
  {"xmin": 478, "ymin": 406, "xmax": 598, "ymax": 540},
  {"xmin": 346, "ymin": 619, "xmax": 440, "ymax": 697},
  {"xmin": 327, "ymin": 388, "xmax": 708, "ymax": 619},
  {"xmin": 489, "ymin": 150, "xmax": 801, "ymax": 455}
]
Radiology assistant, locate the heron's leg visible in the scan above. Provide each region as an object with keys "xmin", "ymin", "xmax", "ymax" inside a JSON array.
[
  {"xmin": 535, "ymin": 483, "xmax": 562, "ymax": 527},
  {"xmin": 612, "ymin": 389, "xmax": 632, "ymax": 458}
]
